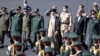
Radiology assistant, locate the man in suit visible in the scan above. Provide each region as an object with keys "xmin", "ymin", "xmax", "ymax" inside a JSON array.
[{"xmin": 73, "ymin": 10, "xmax": 87, "ymax": 49}]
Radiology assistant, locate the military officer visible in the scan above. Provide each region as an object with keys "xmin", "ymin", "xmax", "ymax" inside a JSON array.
[
  {"xmin": 0, "ymin": 7, "xmax": 13, "ymax": 48},
  {"xmin": 35, "ymin": 28, "xmax": 46, "ymax": 53},
  {"xmin": 60, "ymin": 32, "xmax": 71, "ymax": 56},
  {"xmin": 68, "ymin": 32, "xmax": 80, "ymax": 55},
  {"xmin": 60, "ymin": 5, "xmax": 72, "ymax": 37},
  {"xmin": 70, "ymin": 41, "xmax": 83, "ymax": 56},
  {"xmin": 85, "ymin": 10, "xmax": 100, "ymax": 49},
  {"xmin": 9, "ymin": 6, "xmax": 23, "ymax": 42},
  {"xmin": 22, "ymin": 7, "xmax": 33, "ymax": 50},
  {"xmin": 71, "ymin": 41, "xmax": 94, "ymax": 56},
  {"xmin": 31, "ymin": 8, "xmax": 44, "ymax": 51},
  {"xmin": 7, "ymin": 32, "xmax": 25, "ymax": 56},
  {"xmin": 8, "ymin": 42, "xmax": 24, "ymax": 56},
  {"xmin": 90, "ymin": 34, "xmax": 100, "ymax": 56},
  {"xmin": 38, "ymin": 36, "xmax": 51, "ymax": 56}
]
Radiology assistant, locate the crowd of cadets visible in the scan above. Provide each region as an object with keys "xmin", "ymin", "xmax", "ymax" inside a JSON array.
[{"xmin": 0, "ymin": 0, "xmax": 100, "ymax": 56}]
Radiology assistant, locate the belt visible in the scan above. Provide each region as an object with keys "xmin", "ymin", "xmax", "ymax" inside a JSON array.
[{"xmin": 61, "ymin": 22, "xmax": 69, "ymax": 25}]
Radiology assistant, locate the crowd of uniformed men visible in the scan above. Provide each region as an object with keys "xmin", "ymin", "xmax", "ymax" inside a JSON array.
[{"xmin": 0, "ymin": 0, "xmax": 100, "ymax": 56}]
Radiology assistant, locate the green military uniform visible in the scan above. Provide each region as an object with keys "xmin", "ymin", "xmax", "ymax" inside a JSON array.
[
  {"xmin": 68, "ymin": 32, "xmax": 79, "ymax": 55},
  {"xmin": 0, "ymin": 7, "xmax": 13, "ymax": 47},
  {"xmin": 90, "ymin": 34, "xmax": 100, "ymax": 56},
  {"xmin": 38, "ymin": 36, "xmax": 52, "ymax": 56},
  {"xmin": 31, "ymin": 8, "xmax": 44, "ymax": 48},
  {"xmin": 60, "ymin": 32, "xmax": 71, "ymax": 56},
  {"xmin": 22, "ymin": 7, "xmax": 33, "ymax": 49},
  {"xmin": 8, "ymin": 42, "xmax": 24, "ymax": 56},
  {"xmin": 85, "ymin": 18, "xmax": 100, "ymax": 48},
  {"xmin": 35, "ymin": 28, "xmax": 46, "ymax": 54},
  {"xmin": 9, "ymin": 6, "xmax": 22, "ymax": 42}
]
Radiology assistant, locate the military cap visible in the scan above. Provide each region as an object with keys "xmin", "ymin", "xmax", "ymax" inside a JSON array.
[
  {"xmin": 44, "ymin": 46, "xmax": 54, "ymax": 53},
  {"xmin": 42, "ymin": 36, "xmax": 51, "ymax": 42},
  {"xmin": 16, "ymin": 6, "xmax": 21, "ymax": 10},
  {"xmin": 52, "ymin": 5, "xmax": 57, "ymax": 9},
  {"xmin": 68, "ymin": 32, "xmax": 78, "ymax": 38},
  {"xmin": 92, "ymin": 34, "xmax": 100, "ymax": 39},
  {"xmin": 63, "ymin": 32, "xmax": 69, "ymax": 38},
  {"xmin": 82, "ymin": 50, "xmax": 94, "ymax": 56},
  {"xmin": 39, "ymin": 28, "xmax": 46, "ymax": 32},
  {"xmin": 72, "ymin": 41, "xmax": 81, "ymax": 46}
]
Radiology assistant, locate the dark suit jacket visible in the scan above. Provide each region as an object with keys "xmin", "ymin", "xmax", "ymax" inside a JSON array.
[{"xmin": 73, "ymin": 16, "xmax": 86, "ymax": 35}]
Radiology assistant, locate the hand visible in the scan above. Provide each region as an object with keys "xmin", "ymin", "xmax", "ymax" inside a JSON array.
[
  {"xmin": 8, "ymin": 29, "xmax": 10, "ymax": 31},
  {"xmin": 83, "ymin": 33, "xmax": 85, "ymax": 36},
  {"xmin": 55, "ymin": 31, "xmax": 58, "ymax": 34}
]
